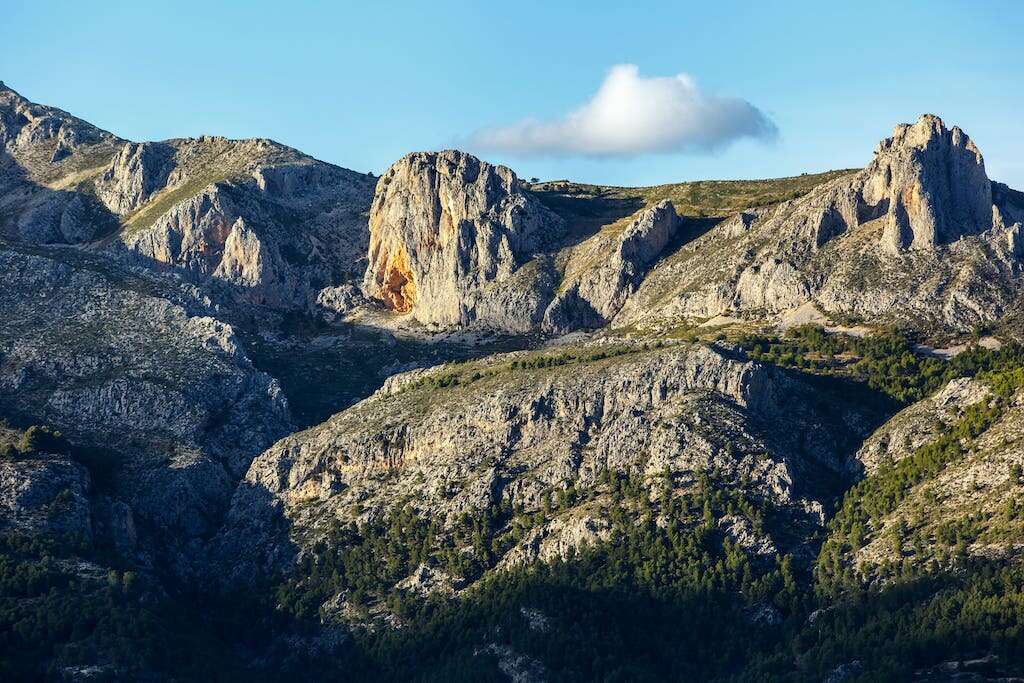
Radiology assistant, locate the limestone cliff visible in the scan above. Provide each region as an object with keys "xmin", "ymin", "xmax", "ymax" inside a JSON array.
[
  {"xmin": 105, "ymin": 136, "xmax": 377, "ymax": 310},
  {"xmin": 616, "ymin": 114, "xmax": 1024, "ymax": 332},
  {"xmin": 0, "ymin": 82, "xmax": 376, "ymax": 311},
  {"xmin": 544, "ymin": 200, "xmax": 682, "ymax": 331},
  {"xmin": 0, "ymin": 241, "xmax": 293, "ymax": 565},
  {"xmin": 362, "ymin": 150, "xmax": 564, "ymax": 330},
  {"xmin": 0, "ymin": 436, "xmax": 92, "ymax": 546},
  {"xmin": 0, "ymin": 81, "xmax": 121, "ymax": 242},
  {"xmin": 95, "ymin": 141, "xmax": 176, "ymax": 214},
  {"xmin": 221, "ymin": 342, "xmax": 880, "ymax": 584},
  {"xmin": 866, "ymin": 115, "xmax": 992, "ymax": 251}
]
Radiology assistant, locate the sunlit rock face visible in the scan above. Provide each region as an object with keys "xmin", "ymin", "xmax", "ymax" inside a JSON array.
[
  {"xmin": 544, "ymin": 199, "xmax": 682, "ymax": 332},
  {"xmin": 222, "ymin": 341, "xmax": 878, "ymax": 584},
  {"xmin": 615, "ymin": 114, "xmax": 1024, "ymax": 333},
  {"xmin": 863, "ymin": 114, "xmax": 992, "ymax": 251},
  {"xmin": 363, "ymin": 150, "xmax": 564, "ymax": 329},
  {"xmin": 106, "ymin": 137, "xmax": 376, "ymax": 309}
]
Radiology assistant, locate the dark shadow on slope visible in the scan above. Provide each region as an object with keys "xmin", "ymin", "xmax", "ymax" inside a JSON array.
[
  {"xmin": 666, "ymin": 214, "xmax": 724, "ymax": 253},
  {"xmin": 773, "ymin": 369, "xmax": 897, "ymax": 520},
  {"xmin": 0, "ymin": 148, "xmax": 119, "ymax": 242},
  {"xmin": 0, "ymin": 466, "xmax": 321, "ymax": 680},
  {"xmin": 713, "ymin": 342, "xmax": 899, "ymax": 505},
  {"xmin": 238, "ymin": 316, "xmax": 545, "ymax": 428},
  {"xmin": 527, "ymin": 184, "xmax": 645, "ymax": 248}
]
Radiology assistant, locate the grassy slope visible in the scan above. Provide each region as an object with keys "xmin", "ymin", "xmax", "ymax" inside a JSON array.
[
  {"xmin": 526, "ymin": 169, "xmax": 856, "ymax": 296},
  {"xmin": 527, "ymin": 169, "xmax": 856, "ymax": 228}
]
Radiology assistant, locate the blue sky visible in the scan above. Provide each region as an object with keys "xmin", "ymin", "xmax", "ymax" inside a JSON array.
[{"xmin": 4, "ymin": 1, "xmax": 1023, "ymax": 187}]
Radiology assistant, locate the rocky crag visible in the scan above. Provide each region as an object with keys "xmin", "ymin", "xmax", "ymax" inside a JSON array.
[
  {"xmin": 842, "ymin": 376, "xmax": 1024, "ymax": 577},
  {"xmin": 0, "ymin": 240, "xmax": 292, "ymax": 571},
  {"xmin": 361, "ymin": 150, "xmax": 688, "ymax": 333},
  {"xmin": 354, "ymin": 116, "xmax": 1024, "ymax": 337},
  {"xmin": 362, "ymin": 150, "xmax": 565, "ymax": 331},
  {"xmin": 0, "ymin": 80, "xmax": 122, "ymax": 243},
  {"xmin": 3, "ymin": 81, "xmax": 1024, "ymax": 680},
  {"xmin": 1, "ymin": 81, "xmax": 376, "ymax": 312},
  {"xmin": 104, "ymin": 136, "xmax": 376, "ymax": 310},
  {"xmin": 615, "ymin": 115, "xmax": 1024, "ymax": 332},
  {"xmin": 222, "ymin": 341, "xmax": 882, "ymax": 587}
]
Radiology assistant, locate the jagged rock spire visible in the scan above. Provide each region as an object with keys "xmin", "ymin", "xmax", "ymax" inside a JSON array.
[
  {"xmin": 862, "ymin": 114, "xmax": 992, "ymax": 251},
  {"xmin": 362, "ymin": 150, "xmax": 564, "ymax": 328}
]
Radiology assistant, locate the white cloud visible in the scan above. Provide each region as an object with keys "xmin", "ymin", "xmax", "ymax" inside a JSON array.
[{"xmin": 467, "ymin": 64, "xmax": 777, "ymax": 158}]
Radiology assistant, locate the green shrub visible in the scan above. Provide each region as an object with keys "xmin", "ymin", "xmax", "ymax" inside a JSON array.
[{"xmin": 15, "ymin": 426, "xmax": 70, "ymax": 456}]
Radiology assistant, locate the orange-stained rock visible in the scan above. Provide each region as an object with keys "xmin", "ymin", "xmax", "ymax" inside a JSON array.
[{"xmin": 362, "ymin": 150, "xmax": 563, "ymax": 329}]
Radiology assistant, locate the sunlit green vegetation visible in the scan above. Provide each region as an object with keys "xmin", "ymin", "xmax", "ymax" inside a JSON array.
[
  {"xmin": 739, "ymin": 325, "xmax": 1024, "ymax": 403},
  {"xmin": 398, "ymin": 343, "xmax": 657, "ymax": 395},
  {"xmin": 529, "ymin": 169, "xmax": 855, "ymax": 223}
]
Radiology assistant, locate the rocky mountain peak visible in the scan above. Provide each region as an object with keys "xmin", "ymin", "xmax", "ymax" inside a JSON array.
[
  {"xmin": 0, "ymin": 81, "xmax": 117, "ymax": 157},
  {"xmin": 363, "ymin": 149, "xmax": 564, "ymax": 327},
  {"xmin": 863, "ymin": 113, "xmax": 992, "ymax": 250}
]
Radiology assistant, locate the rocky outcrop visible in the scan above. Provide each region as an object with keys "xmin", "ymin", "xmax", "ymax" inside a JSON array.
[
  {"xmin": 0, "ymin": 82, "xmax": 118, "ymax": 171},
  {"xmin": 0, "ymin": 82, "xmax": 121, "ymax": 243},
  {"xmin": 1, "ymin": 83, "xmax": 375, "ymax": 310},
  {"xmin": 362, "ymin": 150, "xmax": 564, "ymax": 329},
  {"xmin": 848, "ymin": 379, "xmax": 1024, "ymax": 574},
  {"xmin": 360, "ymin": 153, "xmax": 683, "ymax": 333},
  {"xmin": 359, "ymin": 117, "xmax": 1019, "ymax": 337},
  {"xmin": 95, "ymin": 141, "xmax": 175, "ymax": 214},
  {"xmin": 221, "ymin": 342, "xmax": 879, "ymax": 583},
  {"xmin": 855, "ymin": 377, "xmax": 991, "ymax": 473},
  {"xmin": 106, "ymin": 137, "xmax": 376, "ymax": 310},
  {"xmin": 314, "ymin": 283, "xmax": 366, "ymax": 321},
  {"xmin": 544, "ymin": 200, "xmax": 681, "ymax": 331},
  {"xmin": 0, "ymin": 450, "xmax": 92, "ymax": 545},
  {"xmin": 0, "ymin": 242, "xmax": 292, "ymax": 563},
  {"xmin": 865, "ymin": 115, "xmax": 992, "ymax": 251},
  {"xmin": 477, "ymin": 644, "xmax": 548, "ymax": 683},
  {"xmin": 616, "ymin": 115, "xmax": 1024, "ymax": 333},
  {"xmin": 498, "ymin": 514, "xmax": 613, "ymax": 569}
]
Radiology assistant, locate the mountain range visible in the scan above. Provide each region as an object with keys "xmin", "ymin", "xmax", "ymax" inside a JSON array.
[{"xmin": 2, "ymin": 80, "xmax": 1024, "ymax": 681}]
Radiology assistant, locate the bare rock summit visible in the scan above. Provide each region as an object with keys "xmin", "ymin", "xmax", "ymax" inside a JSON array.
[
  {"xmin": 865, "ymin": 114, "xmax": 993, "ymax": 250},
  {"xmin": 362, "ymin": 150, "xmax": 564, "ymax": 329}
]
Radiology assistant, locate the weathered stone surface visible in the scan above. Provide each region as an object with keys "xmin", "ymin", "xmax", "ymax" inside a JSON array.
[
  {"xmin": 477, "ymin": 644, "xmax": 548, "ymax": 683},
  {"xmin": 855, "ymin": 377, "xmax": 991, "ymax": 473},
  {"xmin": 315, "ymin": 283, "xmax": 367, "ymax": 321},
  {"xmin": 616, "ymin": 115, "xmax": 1024, "ymax": 333},
  {"xmin": 498, "ymin": 514, "xmax": 613, "ymax": 569},
  {"xmin": 0, "ymin": 82, "xmax": 121, "ymax": 243},
  {"xmin": 0, "ymin": 242, "xmax": 292, "ymax": 561},
  {"xmin": 222, "ymin": 342, "xmax": 877, "ymax": 583},
  {"xmin": 849, "ymin": 379, "xmax": 1024, "ymax": 574},
  {"xmin": 107, "ymin": 137, "xmax": 376, "ymax": 310},
  {"xmin": 544, "ymin": 200, "xmax": 681, "ymax": 332},
  {"xmin": 865, "ymin": 114, "xmax": 992, "ymax": 251},
  {"xmin": 0, "ymin": 83, "xmax": 117, "ymax": 174},
  {"xmin": 95, "ymin": 141, "xmax": 175, "ymax": 214},
  {"xmin": 0, "ymin": 450, "xmax": 92, "ymax": 545},
  {"xmin": 359, "ymin": 117, "xmax": 1020, "ymax": 337},
  {"xmin": 1, "ymin": 83, "xmax": 375, "ymax": 311},
  {"xmin": 363, "ymin": 150, "xmax": 564, "ymax": 329}
]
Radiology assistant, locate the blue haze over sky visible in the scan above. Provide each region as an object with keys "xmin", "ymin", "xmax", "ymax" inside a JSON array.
[{"xmin": 4, "ymin": 1, "xmax": 1023, "ymax": 188}]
